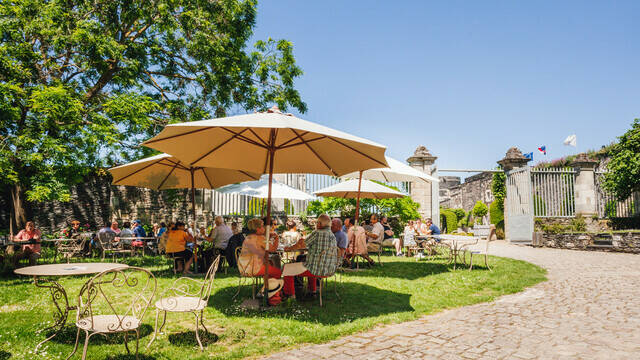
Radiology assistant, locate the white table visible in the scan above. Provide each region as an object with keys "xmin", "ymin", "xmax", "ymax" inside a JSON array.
[
  {"xmin": 15, "ymin": 263, "xmax": 129, "ymax": 350},
  {"xmin": 437, "ymin": 235, "xmax": 479, "ymax": 270}
]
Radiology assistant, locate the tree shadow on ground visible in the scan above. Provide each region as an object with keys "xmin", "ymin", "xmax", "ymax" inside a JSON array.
[
  {"xmin": 0, "ymin": 350, "xmax": 10, "ymax": 360},
  {"xmin": 212, "ymin": 282, "xmax": 414, "ymax": 325},
  {"xmin": 167, "ymin": 330, "xmax": 219, "ymax": 347},
  {"xmin": 50, "ymin": 324, "xmax": 154, "ymax": 345}
]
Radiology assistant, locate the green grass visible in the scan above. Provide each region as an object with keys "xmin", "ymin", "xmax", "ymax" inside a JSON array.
[{"xmin": 0, "ymin": 251, "xmax": 546, "ymax": 359}]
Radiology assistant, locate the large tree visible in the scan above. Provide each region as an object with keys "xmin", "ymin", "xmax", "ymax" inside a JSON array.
[
  {"xmin": 0, "ymin": 0, "xmax": 306, "ymax": 228},
  {"xmin": 603, "ymin": 119, "xmax": 640, "ymax": 201}
]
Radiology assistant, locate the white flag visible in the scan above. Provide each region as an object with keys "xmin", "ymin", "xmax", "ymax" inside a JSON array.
[{"xmin": 563, "ymin": 134, "xmax": 577, "ymax": 147}]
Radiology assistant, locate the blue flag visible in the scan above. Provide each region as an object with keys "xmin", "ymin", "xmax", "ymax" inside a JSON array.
[{"xmin": 524, "ymin": 152, "xmax": 533, "ymax": 161}]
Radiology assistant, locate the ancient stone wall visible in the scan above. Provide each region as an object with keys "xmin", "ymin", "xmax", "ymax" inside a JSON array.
[
  {"xmin": 439, "ymin": 172, "xmax": 494, "ymax": 212},
  {"xmin": 536, "ymin": 231, "xmax": 640, "ymax": 253}
]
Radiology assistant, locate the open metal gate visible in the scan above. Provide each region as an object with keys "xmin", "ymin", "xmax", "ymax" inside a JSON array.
[{"xmin": 505, "ymin": 167, "xmax": 534, "ymax": 244}]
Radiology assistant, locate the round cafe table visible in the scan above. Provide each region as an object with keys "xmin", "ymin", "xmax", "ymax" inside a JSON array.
[{"xmin": 15, "ymin": 262, "xmax": 129, "ymax": 351}]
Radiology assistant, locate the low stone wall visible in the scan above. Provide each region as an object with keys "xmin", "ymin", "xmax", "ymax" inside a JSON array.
[{"xmin": 537, "ymin": 232, "xmax": 640, "ymax": 253}]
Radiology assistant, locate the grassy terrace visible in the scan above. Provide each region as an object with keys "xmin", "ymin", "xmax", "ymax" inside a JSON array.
[{"xmin": 0, "ymin": 253, "xmax": 545, "ymax": 359}]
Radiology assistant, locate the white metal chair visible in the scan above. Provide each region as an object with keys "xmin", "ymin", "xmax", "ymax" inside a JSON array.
[
  {"xmin": 466, "ymin": 225, "xmax": 496, "ymax": 271},
  {"xmin": 233, "ymin": 247, "xmax": 262, "ymax": 300},
  {"xmin": 148, "ymin": 255, "xmax": 221, "ymax": 350},
  {"xmin": 96, "ymin": 232, "xmax": 133, "ymax": 261},
  {"xmin": 66, "ymin": 266, "xmax": 156, "ymax": 360}
]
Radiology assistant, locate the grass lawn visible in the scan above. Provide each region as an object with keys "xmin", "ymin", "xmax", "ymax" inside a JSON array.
[{"xmin": 0, "ymin": 251, "xmax": 546, "ymax": 359}]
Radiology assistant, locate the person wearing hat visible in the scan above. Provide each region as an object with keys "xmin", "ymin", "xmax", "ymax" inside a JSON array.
[{"xmin": 132, "ymin": 220, "xmax": 147, "ymax": 238}]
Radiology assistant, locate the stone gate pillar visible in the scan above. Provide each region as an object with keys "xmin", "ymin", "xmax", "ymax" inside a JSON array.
[
  {"xmin": 498, "ymin": 147, "xmax": 531, "ymax": 242},
  {"xmin": 407, "ymin": 146, "xmax": 438, "ymax": 224},
  {"xmin": 571, "ymin": 154, "xmax": 598, "ymax": 216}
]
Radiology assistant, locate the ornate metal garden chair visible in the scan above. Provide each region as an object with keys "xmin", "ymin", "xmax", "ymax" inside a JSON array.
[
  {"xmin": 464, "ymin": 225, "xmax": 496, "ymax": 271},
  {"xmin": 56, "ymin": 236, "xmax": 89, "ymax": 263},
  {"xmin": 148, "ymin": 255, "xmax": 221, "ymax": 350},
  {"xmin": 66, "ymin": 266, "xmax": 156, "ymax": 360},
  {"xmin": 96, "ymin": 231, "xmax": 133, "ymax": 261},
  {"xmin": 233, "ymin": 247, "xmax": 262, "ymax": 300}
]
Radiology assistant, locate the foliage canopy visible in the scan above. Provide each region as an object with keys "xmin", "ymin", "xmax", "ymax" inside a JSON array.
[
  {"xmin": 603, "ymin": 119, "xmax": 640, "ymax": 201},
  {"xmin": 0, "ymin": 0, "xmax": 306, "ymax": 225}
]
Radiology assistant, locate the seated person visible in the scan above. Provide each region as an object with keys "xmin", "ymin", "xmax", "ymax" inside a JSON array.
[
  {"xmin": 237, "ymin": 218, "xmax": 281, "ymax": 278},
  {"xmin": 12, "ymin": 221, "xmax": 42, "ymax": 266},
  {"xmin": 380, "ymin": 216, "xmax": 403, "ymax": 256},
  {"xmin": 364, "ymin": 214, "xmax": 384, "ymax": 264},
  {"xmin": 165, "ymin": 221, "xmax": 194, "ymax": 274},
  {"xmin": 261, "ymin": 216, "xmax": 280, "ymax": 244},
  {"xmin": 282, "ymin": 214, "xmax": 338, "ymax": 299},
  {"xmin": 331, "ymin": 218, "xmax": 348, "ymax": 262},
  {"xmin": 207, "ymin": 216, "xmax": 233, "ymax": 251},
  {"xmin": 131, "ymin": 220, "xmax": 147, "ymax": 249},
  {"xmin": 69, "ymin": 220, "xmax": 83, "ymax": 239},
  {"xmin": 281, "ymin": 220, "xmax": 303, "ymax": 248},
  {"xmin": 225, "ymin": 222, "xmax": 245, "ymax": 268},
  {"xmin": 110, "ymin": 220, "xmax": 121, "ymax": 235},
  {"xmin": 424, "ymin": 218, "xmax": 441, "ymax": 239}
]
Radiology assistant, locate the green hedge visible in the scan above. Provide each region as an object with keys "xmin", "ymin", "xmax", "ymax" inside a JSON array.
[
  {"xmin": 490, "ymin": 201, "xmax": 503, "ymax": 225},
  {"xmin": 440, "ymin": 209, "xmax": 458, "ymax": 234},
  {"xmin": 609, "ymin": 216, "xmax": 640, "ymax": 230}
]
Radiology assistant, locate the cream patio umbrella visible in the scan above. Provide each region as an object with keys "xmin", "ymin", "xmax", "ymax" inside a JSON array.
[
  {"xmin": 215, "ymin": 178, "xmax": 315, "ymax": 200},
  {"xmin": 339, "ymin": 155, "xmax": 438, "ymax": 224},
  {"xmin": 313, "ymin": 179, "xmax": 405, "ymax": 199},
  {"xmin": 108, "ymin": 153, "xmax": 261, "ymax": 221},
  {"xmin": 142, "ymin": 106, "xmax": 388, "ymax": 304}
]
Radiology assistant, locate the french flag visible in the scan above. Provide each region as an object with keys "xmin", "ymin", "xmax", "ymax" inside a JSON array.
[{"xmin": 538, "ymin": 145, "xmax": 547, "ymax": 155}]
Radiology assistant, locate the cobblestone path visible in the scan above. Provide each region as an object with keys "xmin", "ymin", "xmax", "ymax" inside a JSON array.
[{"xmin": 263, "ymin": 242, "xmax": 640, "ymax": 359}]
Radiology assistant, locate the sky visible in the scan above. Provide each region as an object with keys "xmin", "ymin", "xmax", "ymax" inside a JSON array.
[{"xmin": 251, "ymin": 1, "xmax": 639, "ymax": 178}]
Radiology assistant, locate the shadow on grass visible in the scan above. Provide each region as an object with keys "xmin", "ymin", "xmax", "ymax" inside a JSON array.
[
  {"xmin": 49, "ymin": 324, "xmax": 154, "ymax": 345},
  {"xmin": 212, "ymin": 282, "xmax": 414, "ymax": 325},
  {"xmin": 167, "ymin": 330, "xmax": 219, "ymax": 347},
  {"xmin": 105, "ymin": 354, "xmax": 156, "ymax": 360},
  {"xmin": 0, "ymin": 350, "xmax": 10, "ymax": 360},
  {"xmin": 342, "ymin": 260, "xmax": 451, "ymax": 280}
]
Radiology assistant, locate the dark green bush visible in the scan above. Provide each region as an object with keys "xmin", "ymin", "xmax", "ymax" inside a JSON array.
[
  {"xmin": 472, "ymin": 201, "xmax": 488, "ymax": 223},
  {"xmin": 440, "ymin": 209, "xmax": 458, "ymax": 234}
]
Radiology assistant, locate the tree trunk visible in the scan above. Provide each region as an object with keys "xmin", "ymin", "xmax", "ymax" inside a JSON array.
[{"xmin": 10, "ymin": 184, "xmax": 27, "ymax": 232}]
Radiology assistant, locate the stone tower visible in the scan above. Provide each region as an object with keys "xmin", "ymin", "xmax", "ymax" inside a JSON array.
[{"xmin": 407, "ymin": 146, "xmax": 438, "ymax": 222}]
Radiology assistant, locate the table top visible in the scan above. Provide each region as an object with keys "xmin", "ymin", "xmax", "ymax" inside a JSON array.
[{"xmin": 15, "ymin": 263, "xmax": 129, "ymax": 276}]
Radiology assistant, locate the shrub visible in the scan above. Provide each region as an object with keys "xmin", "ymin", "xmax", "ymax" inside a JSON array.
[
  {"xmin": 605, "ymin": 200, "xmax": 617, "ymax": 218},
  {"xmin": 452, "ymin": 208, "xmax": 466, "ymax": 221},
  {"xmin": 472, "ymin": 201, "xmax": 488, "ymax": 223},
  {"xmin": 571, "ymin": 215, "xmax": 587, "ymax": 232},
  {"xmin": 489, "ymin": 201, "xmax": 503, "ymax": 225},
  {"xmin": 495, "ymin": 226, "xmax": 505, "ymax": 239},
  {"xmin": 440, "ymin": 209, "xmax": 458, "ymax": 234}
]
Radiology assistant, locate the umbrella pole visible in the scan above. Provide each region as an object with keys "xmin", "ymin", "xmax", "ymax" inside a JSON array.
[
  {"xmin": 191, "ymin": 168, "xmax": 198, "ymax": 272},
  {"xmin": 354, "ymin": 171, "xmax": 363, "ymax": 225},
  {"xmin": 264, "ymin": 138, "xmax": 276, "ymax": 307}
]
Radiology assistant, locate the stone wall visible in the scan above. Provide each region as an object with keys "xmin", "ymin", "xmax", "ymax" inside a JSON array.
[
  {"xmin": 439, "ymin": 172, "xmax": 494, "ymax": 212},
  {"xmin": 536, "ymin": 231, "xmax": 640, "ymax": 253},
  {"xmin": 0, "ymin": 175, "xmax": 204, "ymax": 235}
]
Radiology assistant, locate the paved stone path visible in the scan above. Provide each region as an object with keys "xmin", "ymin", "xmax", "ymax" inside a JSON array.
[{"xmin": 263, "ymin": 242, "xmax": 640, "ymax": 359}]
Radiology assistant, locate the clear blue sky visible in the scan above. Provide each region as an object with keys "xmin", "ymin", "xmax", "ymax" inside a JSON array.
[{"xmin": 252, "ymin": 1, "xmax": 639, "ymax": 175}]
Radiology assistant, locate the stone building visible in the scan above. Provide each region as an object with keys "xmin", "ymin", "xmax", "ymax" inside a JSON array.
[
  {"xmin": 439, "ymin": 172, "xmax": 494, "ymax": 212},
  {"xmin": 406, "ymin": 146, "xmax": 439, "ymax": 223}
]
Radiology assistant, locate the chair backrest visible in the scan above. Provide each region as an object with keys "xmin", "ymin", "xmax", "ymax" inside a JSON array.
[
  {"xmin": 236, "ymin": 245, "xmax": 260, "ymax": 277},
  {"xmin": 97, "ymin": 231, "xmax": 116, "ymax": 249},
  {"xmin": 200, "ymin": 255, "xmax": 221, "ymax": 301},
  {"xmin": 76, "ymin": 267, "xmax": 156, "ymax": 331}
]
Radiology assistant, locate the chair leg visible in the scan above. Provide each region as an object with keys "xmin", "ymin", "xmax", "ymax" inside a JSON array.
[
  {"xmin": 81, "ymin": 331, "xmax": 91, "ymax": 360},
  {"xmin": 469, "ymin": 253, "xmax": 474, "ymax": 271},
  {"xmin": 147, "ymin": 308, "xmax": 160, "ymax": 349},
  {"xmin": 319, "ymin": 278, "xmax": 323, "ymax": 307},
  {"xmin": 485, "ymin": 253, "xmax": 491, "ymax": 271},
  {"xmin": 159, "ymin": 310, "xmax": 167, "ymax": 332},
  {"xmin": 199, "ymin": 310, "xmax": 209, "ymax": 333},
  {"xmin": 193, "ymin": 312, "xmax": 204, "ymax": 350},
  {"xmin": 65, "ymin": 328, "xmax": 81, "ymax": 360},
  {"xmin": 124, "ymin": 330, "xmax": 130, "ymax": 354},
  {"xmin": 135, "ymin": 329, "xmax": 140, "ymax": 360}
]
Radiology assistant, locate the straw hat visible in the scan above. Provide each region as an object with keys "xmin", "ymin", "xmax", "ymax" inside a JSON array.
[{"xmin": 266, "ymin": 278, "xmax": 284, "ymax": 298}]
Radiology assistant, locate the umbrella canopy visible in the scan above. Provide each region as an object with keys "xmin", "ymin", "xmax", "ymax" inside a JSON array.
[
  {"xmin": 141, "ymin": 107, "xmax": 388, "ymax": 175},
  {"xmin": 109, "ymin": 153, "xmax": 260, "ymax": 190},
  {"xmin": 340, "ymin": 156, "xmax": 439, "ymax": 183},
  {"xmin": 216, "ymin": 178, "xmax": 315, "ymax": 201},
  {"xmin": 142, "ymin": 106, "xmax": 388, "ymax": 305},
  {"xmin": 313, "ymin": 179, "xmax": 405, "ymax": 199}
]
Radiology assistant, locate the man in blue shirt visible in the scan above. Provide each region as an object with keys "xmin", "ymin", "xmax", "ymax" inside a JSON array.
[
  {"xmin": 331, "ymin": 218, "xmax": 348, "ymax": 260},
  {"xmin": 133, "ymin": 220, "xmax": 147, "ymax": 238},
  {"xmin": 425, "ymin": 218, "xmax": 441, "ymax": 240}
]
